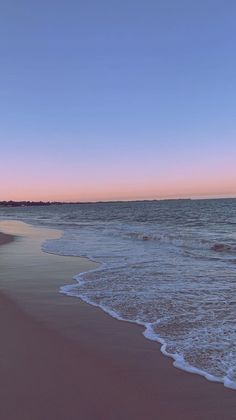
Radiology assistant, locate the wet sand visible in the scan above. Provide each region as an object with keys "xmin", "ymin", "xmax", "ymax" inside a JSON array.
[{"xmin": 0, "ymin": 221, "xmax": 236, "ymax": 420}]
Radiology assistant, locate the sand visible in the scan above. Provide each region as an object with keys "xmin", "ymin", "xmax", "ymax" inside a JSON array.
[{"xmin": 0, "ymin": 222, "xmax": 236, "ymax": 420}]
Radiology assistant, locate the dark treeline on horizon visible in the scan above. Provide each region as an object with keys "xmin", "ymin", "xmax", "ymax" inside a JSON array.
[
  {"xmin": 0, "ymin": 201, "xmax": 64, "ymax": 207},
  {"xmin": 0, "ymin": 199, "xmax": 192, "ymax": 207},
  {"xmin": 0, "ymin": 198, "xmax": 235, "ymax": 208}
]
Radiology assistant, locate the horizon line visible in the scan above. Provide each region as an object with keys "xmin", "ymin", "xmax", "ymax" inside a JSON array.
[{"xmin": 1, "ymin": 195, "xmax": 236, "ymax": 205}]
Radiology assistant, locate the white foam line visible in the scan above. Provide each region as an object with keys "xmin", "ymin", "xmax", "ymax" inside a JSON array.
[
  {"xmin": 2, "ymin": 214, "xmax": 236, "ymax": 390},
  {"xmin": 57, "ymin": 266, "xmax": 236, "ymax": 392},
  {"xmin": 40, "ymin": 230, "xmax": 236, "ymax": 392}
]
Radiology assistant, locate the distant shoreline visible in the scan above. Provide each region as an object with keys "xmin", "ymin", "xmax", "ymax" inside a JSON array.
[{"xmin": 0, "ymin": 196, "xmax": 236, "ymax": 207}]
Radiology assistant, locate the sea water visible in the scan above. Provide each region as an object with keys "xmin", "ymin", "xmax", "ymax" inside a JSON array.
[{"xmin": 1, "ymin": 199, "xmax": 236, "ymax": 388}]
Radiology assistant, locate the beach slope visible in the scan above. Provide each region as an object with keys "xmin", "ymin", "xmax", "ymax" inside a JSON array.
[{"xmin": 0, "ymin": 228, "xmax": 236, "ymax": 420}]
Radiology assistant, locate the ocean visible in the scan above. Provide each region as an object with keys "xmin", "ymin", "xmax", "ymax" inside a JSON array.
[{"xmin": 0, "ymin": 199, "xmax": 236, "ymax": 388}]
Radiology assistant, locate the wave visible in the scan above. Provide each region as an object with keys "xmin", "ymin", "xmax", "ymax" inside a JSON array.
[
  {"xmin": 59, "ymin": 269, "xmax": 236, "ymax": 391},
  {"xmin": 117, "ymin": 230, "xmax": 236, "ymax": 257},
  {"xmin": 211, "ymin": 243, "xmax": 236, "ymax": 253},
  {"xmin": 124, "ymin": 232, "xmax": 160, "ymax": 241},
  {"xmin": 42, "ymin": 224, "xmax": 236, "ymax": 392}
]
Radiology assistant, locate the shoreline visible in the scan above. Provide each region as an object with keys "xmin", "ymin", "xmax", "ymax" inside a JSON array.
[
  {"xmin": 1, "ymin": 221, "xmax": 236, "ymax": 419},
  {"xmin": 62, "ymin": 271, "xmax": 236, "ymax": 391}
]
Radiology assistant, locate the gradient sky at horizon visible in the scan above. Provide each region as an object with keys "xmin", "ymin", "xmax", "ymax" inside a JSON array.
[{"xmin": 1, "ymin": 0, "xmax": 236, "ymax": 201}]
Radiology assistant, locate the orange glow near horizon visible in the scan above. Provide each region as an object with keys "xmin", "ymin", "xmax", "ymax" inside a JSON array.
[
  {"xmin": 1, "ymin": 174, "xmax": 236, "ymax": 202},
  {"xmin": 1, "ymin": 133, "xmax": 236, "ymax": 203}
]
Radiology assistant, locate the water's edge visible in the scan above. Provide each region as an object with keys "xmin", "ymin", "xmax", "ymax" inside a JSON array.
[
  {"xmin": 1, "ymin": 214, "xmax": 235, "ymax": 391},
  {"xmin": 43, "ymin": 243, "xmax": 236, "ymax": 391}
]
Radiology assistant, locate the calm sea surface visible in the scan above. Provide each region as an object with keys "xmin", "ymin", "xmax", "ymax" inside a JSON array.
[{"xmin": 1, "ymin": 199, "xmax": 236, "ymax": 388}]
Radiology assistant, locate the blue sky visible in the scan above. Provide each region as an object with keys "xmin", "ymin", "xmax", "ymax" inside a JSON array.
[{"xmin": 1, "ymin": 1, "xmax": 236, "ymax": 200}]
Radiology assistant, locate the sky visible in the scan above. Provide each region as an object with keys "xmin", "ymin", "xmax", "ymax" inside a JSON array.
[{"xmin": 1, "ymin": 0, "xmax": 236, "ymax": 201}]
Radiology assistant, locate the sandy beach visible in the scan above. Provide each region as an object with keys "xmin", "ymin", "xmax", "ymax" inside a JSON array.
[{"xmin": 0, "ymin": 222, "xmax": 236, "ymax": 420}]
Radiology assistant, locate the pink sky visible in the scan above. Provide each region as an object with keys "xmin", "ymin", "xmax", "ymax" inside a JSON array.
[{"xmin": 1, "ymin": 165, "xmax": 236, "ymax": 202}]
